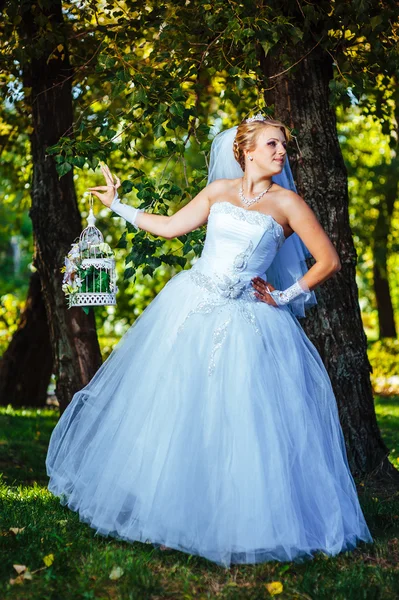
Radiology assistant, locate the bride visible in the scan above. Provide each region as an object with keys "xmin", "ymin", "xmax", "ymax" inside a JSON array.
[{"xmin": 46, "ymin": 114, "xmax": 373, "ymax": 567}]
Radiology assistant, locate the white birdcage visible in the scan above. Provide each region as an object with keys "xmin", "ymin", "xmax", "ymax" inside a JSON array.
[{"xmin": 62, "ymin": 196, "xmax": 117, "ymax": 308}]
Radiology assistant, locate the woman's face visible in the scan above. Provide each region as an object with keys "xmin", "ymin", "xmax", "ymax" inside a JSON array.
[{"xmin": 246, "ymin": 126, "xmax": 287, "ymax": 175}]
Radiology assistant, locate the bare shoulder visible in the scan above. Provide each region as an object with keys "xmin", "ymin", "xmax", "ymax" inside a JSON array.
[
  {"xmin": 273, "ymin": 183, "xmax": 304, "ymax": 205},
  {"xmin": 273, "ymin": 184, "xmax": 311, "ymax": 215},
  {"xmin": 206, "ymin": 178, "xmax": 241, "ymax": 203}
]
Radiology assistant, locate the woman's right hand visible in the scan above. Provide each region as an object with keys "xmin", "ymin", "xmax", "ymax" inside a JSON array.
[{"xmin": 88, "ymin": 163, "xmax": 121, "ymax": 208}]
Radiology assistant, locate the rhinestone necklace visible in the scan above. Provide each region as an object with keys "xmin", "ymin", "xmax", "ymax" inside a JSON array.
[{"xmin": 239, "ymin": 177, "xmax": 274, "ymax": 207}]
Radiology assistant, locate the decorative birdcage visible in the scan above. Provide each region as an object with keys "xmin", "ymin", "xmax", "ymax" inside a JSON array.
[{"xmin": 61, "ymin": 196, "xmax": 117, "ymax": 308}]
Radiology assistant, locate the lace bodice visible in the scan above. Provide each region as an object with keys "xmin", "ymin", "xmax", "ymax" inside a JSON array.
[{"xmin": 191, "ymin": 201, "xmax": 285, "ymax": 285}]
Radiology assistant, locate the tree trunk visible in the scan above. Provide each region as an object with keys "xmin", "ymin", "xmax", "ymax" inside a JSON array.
[
  {"xmin": 373, "ymin": 249, "xmax": 396, "ymax": 339},
  {"xmin": 372, "ymin": 159, "xmax": 398, "ymax": 339},
  {"xmin": 20, "ymin": 0, "xmax": 102, "ymax": 414},
  {"xmin": 261, "ymin": 43, "xmax": 397, "ymax": 481},
  {"xmin": 0, "ymin": 271, "xmax": 52, "ymax": 407}
]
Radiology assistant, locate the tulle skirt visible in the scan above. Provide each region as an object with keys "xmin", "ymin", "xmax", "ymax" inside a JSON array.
[{"xmin": 46, "ymin": 268, "xmax": 373, "ymax": 567}]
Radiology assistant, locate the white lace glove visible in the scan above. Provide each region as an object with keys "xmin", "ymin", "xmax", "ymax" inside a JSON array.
[
  {"xmin": 267, "ymin": 277, "xmax": 311, "ymax": 306},
  {"xmin": 110, "ymin": 191, "xmax": 144, "ymax": 230}
]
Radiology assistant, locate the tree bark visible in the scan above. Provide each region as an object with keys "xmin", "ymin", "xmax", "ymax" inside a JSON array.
[
  {"xmin": 0, "ymin": 271, "xmax": 52, "ymax": 407},
  {"xmin": 261, "ymin": 43, "xmax": 397, "ymax": 481},
  {"xmin": 373, "ymin": 239, "xmax": 396, "ymax": 340},
  {"xmin": 20, "ymin": 0, "xmax": 102, "ymax": 414},
  {"xmin": 372, "ymin": 159, "xmax": 398, "ymax": 339}
]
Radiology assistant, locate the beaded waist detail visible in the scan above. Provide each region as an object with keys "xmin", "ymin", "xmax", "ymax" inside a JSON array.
[{"xmin": 189, "ymin": 261, "xmax": 260, "ymax": 303}]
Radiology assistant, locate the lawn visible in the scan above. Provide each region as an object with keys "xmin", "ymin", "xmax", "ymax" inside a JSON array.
[{"xmin": 1, "ymin": 399, "xmax": 399, "ymax": 599}]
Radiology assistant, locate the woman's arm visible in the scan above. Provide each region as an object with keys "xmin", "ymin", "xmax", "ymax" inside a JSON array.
[
  {"xmin": 282, "ymin": 191, "xmax": 341, "ymax": 292},
  {"xmin": 134, "ymin": 188, "xmax": 210, "ymax": 238},
  {"xmin": 88, "ymin": 163, "xmax": 212, "ymax": 239},
  {"xmin": 252, "ymin": 191, "xmax": 341, "ymax": 307}
]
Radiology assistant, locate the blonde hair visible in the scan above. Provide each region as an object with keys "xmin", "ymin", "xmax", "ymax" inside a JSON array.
[{"xmin": 233, "ymin": 118, "xmax": 291, "ymax": 171}]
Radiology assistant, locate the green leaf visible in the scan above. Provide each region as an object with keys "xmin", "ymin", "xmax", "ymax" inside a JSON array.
[
  {"xmin": 154, "ymin": 147, "xmax": 169, "ymax": 158},
  {"xmin": 98, "ymin": 54, "xmax": 117, "ymax": 69},
  {"xmin": 106, "ymin": 129, "xmax": 117, "ymax": 140},
  {"xmin": 142, "ymin": 265, "xmax": 154, "ymax": 277},
  {"xmin": 261, "ymin": 41, "xmax": 273, "ymax": 56},
  {"xmin": 169, "ymin": 103, "xmax": 185, "ymax": 117},
  {"xmin": 122, "ymin": 180, "xmax": 134, "ymax": 193},
  {"xmin": 115, "ymin": 69, "xmax": 131, "ymax": 82},
  {"xmin": 148, "ymin": 256, "xmax": 162, "ymax": 269},
  {"xmin": 46, "ymin": 144, "xmax": 60, "ymax": 155},
  {"xmin": 135, "ymin": 87, "xmax": 148, "ymax": 104},
  {"xmin": 71, "ymin": 156, "xmax": 85, "ymax": 168},
  {"xmin": 171, "ymin": 89, "xmax": 185, "ymax": 101},
  {"xmin": 56, "ymin": 162, "xmax": 72, "ymax": 177},
  {"xmin": 154, "ymin": 124, "xmax": 165, "ymax": 139},
  {"xmin": 124, "ymin": 267, "xmax": 136, "ymax": 280},
  {"xmin": 175, "ymin": 256, "xmax": 186, "ymax": 268},
  {"xmin": 370, "ymin": 15, "xmax": 383, "ymax": 30},
  {"xmin": 116, "ymin": 232, "xmax": 127, "ymax": 249},
  {"xmin": 111, "ymin": 80, "xmax": 126, "ymax": 98},
  {"xmin": 89, "ymin": 157, "xmax": 99, "ymax": 170},
  {"xmin": 126, "ymin": 222, "xmax": 140, "ymax": 234},
  {"xmin": 166, "ymin": 141, "xmax": 177, "ymax": 153}
]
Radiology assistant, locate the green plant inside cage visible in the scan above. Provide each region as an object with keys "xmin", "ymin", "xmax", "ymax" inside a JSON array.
[{"xmin": 79, "ymin": 266, "xmax": 111, "ymax": 293}]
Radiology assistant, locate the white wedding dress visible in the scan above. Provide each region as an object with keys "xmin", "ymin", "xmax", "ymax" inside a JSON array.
[{"xmin": 46, "ymin": 200, "xmax": 373, "ymax": 567}]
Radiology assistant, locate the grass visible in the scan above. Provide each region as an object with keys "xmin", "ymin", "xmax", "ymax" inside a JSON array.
[{"xmin": 1, "ymin": 400, "xmax": 399, "ymax": 599}]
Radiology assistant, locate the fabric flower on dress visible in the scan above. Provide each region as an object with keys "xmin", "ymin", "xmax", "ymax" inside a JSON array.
[{"xmin": 214, "ymin": 273, "xmax": 247, "ymax": 299}]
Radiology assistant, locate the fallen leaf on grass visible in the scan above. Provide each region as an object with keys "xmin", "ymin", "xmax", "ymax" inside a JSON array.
[
  {"xmin": 43, "ymin": 554, "xmax": 55, "ymax": 567},
  {"xmin": 13, "ymin": 564, "xmax": 27, "ymax": 574},
  {"xmin": 9, "ymin": 575, "xmax": 24, "ymax": 585},
  {"xmin": 265, "ymin": 581, "xmax": 284, "ymax": 595},
  {"xmin": 10, "ymin": 564, "xmax": 32, "ymax": 585},
  {"xmin": 109, "ymin": 565, "xmax": 124, "ymax": 580},
  {"xmin": 9, "ymin": 527, "xmax": 25, "ymax": 535}
]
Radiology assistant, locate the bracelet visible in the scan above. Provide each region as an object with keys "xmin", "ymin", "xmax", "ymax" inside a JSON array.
[
  {"xmin": 267, "ymin": 278, "xmax": 310, "ymax": 306},
  {"xmin": 110, "ymin": 191, "xmax": 144, "ymax": 230}
]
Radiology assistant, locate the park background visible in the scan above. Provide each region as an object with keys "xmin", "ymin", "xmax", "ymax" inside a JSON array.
[{"xmin": 1, "ymin": 0, "xmax": 399, "ymax": 598}]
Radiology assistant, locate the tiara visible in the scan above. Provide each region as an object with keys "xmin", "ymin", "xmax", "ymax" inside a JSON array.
[{"xmin": 245, "ymin": 112, "xmax": 267, "ymax": 123}]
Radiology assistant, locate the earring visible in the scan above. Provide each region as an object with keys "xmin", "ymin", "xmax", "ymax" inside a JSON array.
[{"xmin": 248, "ymin": 156, "xmax": 253, "ymax": 161}]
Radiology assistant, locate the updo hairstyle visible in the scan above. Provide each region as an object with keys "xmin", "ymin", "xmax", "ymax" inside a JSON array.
[{"xmin": 233, "ymin": 118, "xmax": 291, "ymax": 171}]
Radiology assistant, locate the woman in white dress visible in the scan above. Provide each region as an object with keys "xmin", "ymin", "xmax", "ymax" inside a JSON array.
[{"xmin": 46, "ymin": 114, "xmax": 373, "ymax": 567}]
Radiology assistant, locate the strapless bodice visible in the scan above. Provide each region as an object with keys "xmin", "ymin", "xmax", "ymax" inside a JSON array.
[{"xmin": 189, "ymin": 201, "xmax": 286, "ymax": 299}]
